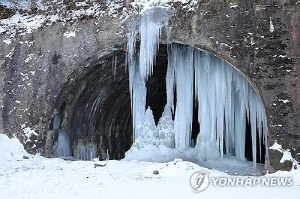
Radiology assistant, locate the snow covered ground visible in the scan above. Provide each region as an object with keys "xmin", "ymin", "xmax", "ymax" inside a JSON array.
[{"xmin": 0, "ymin": 134, "xmax": 300, "ymax": 199}]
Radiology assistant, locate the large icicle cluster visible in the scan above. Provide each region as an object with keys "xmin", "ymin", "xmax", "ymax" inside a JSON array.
[
  {"xmin": 192, "ymin": 48, "xmax": 268, "ymax": 167},
  {"xmin": 127, "ymin": 7, "xmax": 268, "ymax": 168},
  {"xmin": 127, "ymin": 7, "xmax": 171, "ymax": 140},
  {"xmin": 170, "ymin": 45, "xmax": 194, "ymax": 152}
]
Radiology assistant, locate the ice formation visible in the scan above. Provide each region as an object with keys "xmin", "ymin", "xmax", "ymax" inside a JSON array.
[
  {"xmin": 192, "ymin": 49, "xmax": 268, "ymax": 167},
  {"xmin": 127, "ymin": 7, "xmax": 268, "ymax": 168},
  {"xmin": 170, "ymin": 45, "xmax": 194, "ymax": 152},
  {"xmin": 74, "ymin": 142, "xmax": 97, "ymax": 160},
  {"xmin": 127, "ymin": 7, "xmax": 171, "ymax": 140},
  {"xmin": 53, "ymin": 130, "xmax": 71, "ymax": 157},
  {"xmin": 52, "ymin": 114, "xmax": 71, "ymax": 157}
]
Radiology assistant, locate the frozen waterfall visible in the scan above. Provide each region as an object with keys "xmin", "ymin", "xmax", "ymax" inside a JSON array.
[
  {"xmin": 52, "ymin": 114, "xmax": 71, "ymax": 158},
  {"xmin": 126, "ymin": 7, "xmax": 268, "ymax": 169}
]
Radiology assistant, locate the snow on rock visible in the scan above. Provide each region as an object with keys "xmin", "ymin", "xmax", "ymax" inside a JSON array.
[
  {"xmin": 21, "ymin": 124, "xmax": 38, "ymax": 143},
  {"xmin": 3, "ymin": 39, "xmax": 11, "ymax": 45},
  {"xmin": 269, "ymin": 17, "xmax": 274, "ymax": 33},
  {"xmin": 269, "ymin": 141, "xmax": 295, "ymax": 164},
  {"xmin": 0, "ymin": 0, "xmax": 197, "ymax": 37},
  {"xmin": 0, "ymin": 133, "xmax": 31, "ymax": 161},
  {"xmin": 63, "ymin": 31, "xmax": 76, "ymax": 38},
  {"xmin": 0, "ymin": 0, "xmax": 32, "ymax": 10},
  {"xmin": 278, "ymin": 99, "xmax": 290, "ymax": 104},
  {"xmin": 24, "ymin": 53, "xmax": 34, "ymax": 63},
  {"xmin": 269, "ymin": 141, "xmax": 284, "ymax": 152}
]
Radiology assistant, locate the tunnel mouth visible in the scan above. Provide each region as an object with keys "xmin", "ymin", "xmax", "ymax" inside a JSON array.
[
  {"xmin": 49, "ymin": 51, "xmax": 133, "ymax": 161},
  {"xmin": 50, "ymin": 42, "xmax": 268, "ymax": 175}
]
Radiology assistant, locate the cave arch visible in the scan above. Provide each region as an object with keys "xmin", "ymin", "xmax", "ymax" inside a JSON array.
[{"xmin": 49, "ymin": 42, "xmax": 269, "ymax": 171}]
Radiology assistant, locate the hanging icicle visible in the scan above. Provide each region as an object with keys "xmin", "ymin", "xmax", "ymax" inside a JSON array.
[
  {"xmin": 127, "ymin": 7, "xmax": 171, "ymax": 140},
  {"xmin": 170, "ymin": 44, "xmax": 194, "ymax": 152}
]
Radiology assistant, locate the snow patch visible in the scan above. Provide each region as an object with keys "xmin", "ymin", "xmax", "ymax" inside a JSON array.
[
  {"xmin": 24, "ymin": 53, "xmax": 34, "ymax": 63},
  {"xmin": 278, "ymin": 99, "xmax": 289, "ymax": 104},
  {"xmin": 269, "ymin": 141, "xmax": 294, "ymax": 164},
  {"xmin": 63, "ymin": 31, "xmax": 76, "ymax": 38},
  {"xmin": 0, "ymin": 133, "xmax": 30, "ymax": 161},
  {"xmin": 269, "ymin": 17, "xmax": 274, "ymax": 33},
  {"xmin": 21, "ymin": 124, "xmax": 38, "ymax": 143},
  {"xmin": 3, "ymin": 39, "xmax": 11, "ymax": 45}
]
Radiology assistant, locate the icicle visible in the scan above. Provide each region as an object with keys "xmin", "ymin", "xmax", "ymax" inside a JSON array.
[
  {"xmin": 166, "ymin": 45, "xmax": 175, "ymax": 112},
  {"xmin": 106, "ymin": 149, "xmax": 110, "ymax": 161},
  {"xmin": 171, "ymin": 44, "xmax": 194, "ymax": 152},
  {"xmin": 74, "ymin": 141, "xmax": 97, "ymax": 160},
  {"xmin": 112, "ymin": 54, "xmax": 117, "ymax": 80},
  {"xmin": 156, "ymin": 105, "xmax": 175, "ymax": 148},
  {"xmin": 53, "ymin": 130, "xmax": 71, "ymax": 157},
  {"xmin": 126, "ymin": 30, "xmax": 147, "ymax": 140},
  {"xmin": 127, "ymin": 7, "xmax": 172, "ymax": 140},
  {"xmin": 126, "ymin": 4, "xmax": 268, "ymax": 167},
  {"xmin": 138, "ymin": 7, "xmax": 171, "ymax": 81},
  {"xmin": 194, "ymin": 51, "xmax": 220, "ymax": 161},
  {"xmin": 53, "ymin": 114, "xmax": 60, "ymax": 130}
]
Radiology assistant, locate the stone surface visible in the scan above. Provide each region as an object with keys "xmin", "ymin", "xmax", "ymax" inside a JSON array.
[{"xmin": 269, "ymin": 149, "xmax": 293, "ymax": 172}]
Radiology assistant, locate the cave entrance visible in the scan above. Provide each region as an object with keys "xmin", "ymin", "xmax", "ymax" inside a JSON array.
[
  {"xmin": 129, "ymin": 43, "xmax": 268, "ymax": 174},
  {"xmin": 53, "ymin": 51, "xmax": 133, "ymax": 161},
  {"xmin": 52, "ymin": 42, "xmax": 268, "ymax": 174}
]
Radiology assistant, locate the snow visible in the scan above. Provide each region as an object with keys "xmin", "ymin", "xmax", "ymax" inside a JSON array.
[
  {"xmin": 63, "ymin": 31, "xmax": 76, "ymax": 38},
  {"xmin": 270, "ymin": 141, "xmax": 283, "ymax": 152},
  {"xmin": 21, "ymin": 124, "xmax": 38, "ymax": 143},
  {"xmin": 0, "ymin": 134, "xmax": 31, "ymax": 161},
  {"xmin": 0, "ymin": 0, "xmax": 196, "ymax": 36},
  {"xmin": 24, "ymin": 54, "xmax": 34, "ymax": 63},
  {"xmin": 280, "ymin": 150, "xmax": 293, "ymax": 164},
  {"xmin": 0, "ymin": 0, "xmax": 31, "ymax": 10},
  {"xmin": 269, "ymin": 141, "xmax": 295, "ymax": 165},
  {"xmin": 0, "ymin": 135, "xmax": 300, "ymax": 199},
  {"xmin": 269, "ymin": 17, "xmax": 274, "ymax": 33},
  {"xmin": 3, "ymin": 39, "xmax": 11, "ymax": 45},
  {"xmin": 279, "ymin": 99, "xmax": 290, "ymax": 104}
]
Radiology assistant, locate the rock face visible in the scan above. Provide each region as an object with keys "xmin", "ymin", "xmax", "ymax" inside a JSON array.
[{"xmin": 0, "ymin": 1, "xmax": 299, "ymax": 170}]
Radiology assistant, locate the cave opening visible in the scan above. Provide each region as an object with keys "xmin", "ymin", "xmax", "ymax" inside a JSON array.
[
  {"xmin": 52, "ymin": 42, "xmax": 267, "ymax": 175},
  {"xmin": 127, "ymin": 41, "xmax": 268, "ymax": 175},
  {"xmin": 245, "ymin": 117, "xmax": 266, "ymax": 164}
]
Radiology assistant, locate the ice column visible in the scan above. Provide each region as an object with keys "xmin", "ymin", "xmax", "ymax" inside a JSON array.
[
  {"xmin": 127, "ymin": 7, "xmax": 171, "ymax": 140},
  {"xmin": 52, "ymin": 114, "xmax": 71, "ymax": 157},
  {"xmin": 170, "ymin": 45, "xmax": 194, "ymax": 151}
]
